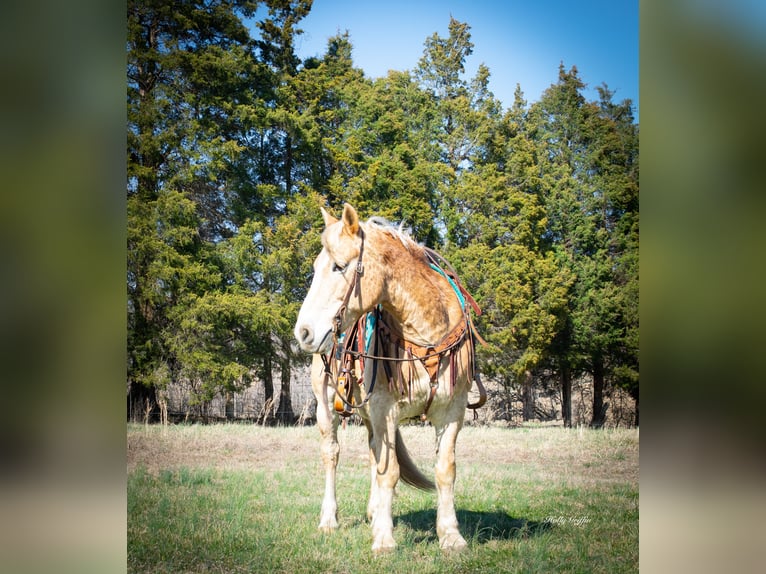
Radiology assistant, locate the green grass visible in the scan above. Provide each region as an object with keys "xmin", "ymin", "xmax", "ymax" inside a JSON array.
[{"xmin": 128, "ymin": 423, "xmax": 638, "ymax": 573}]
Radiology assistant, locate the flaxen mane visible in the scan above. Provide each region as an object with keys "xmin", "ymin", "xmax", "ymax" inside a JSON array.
[{"xmin": 364, "ymin": 217, "xmax": 430, "ymax": 270}]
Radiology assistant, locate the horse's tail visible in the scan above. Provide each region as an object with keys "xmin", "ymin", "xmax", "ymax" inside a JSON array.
[{"xmin": 395, "ymin": 428, "xmax": 435, "ymax": 491}]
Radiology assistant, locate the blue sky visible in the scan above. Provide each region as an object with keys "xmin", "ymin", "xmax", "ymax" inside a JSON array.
[{"xmin": 285, "ymin": 0, "xmax": 639, "ymax": 118}]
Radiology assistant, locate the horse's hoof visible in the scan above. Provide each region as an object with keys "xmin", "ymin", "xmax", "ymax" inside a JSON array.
[
  {"xmin": 318, "ymin": 518, "xmax": 338, "ymax": 533},
  {"xmin": 372, "ymin": 535, "xmax": 396, "ymax": 554},
  {"xmin": 439, "ymin": 533, "xmax": 468, "ymax": 552}
]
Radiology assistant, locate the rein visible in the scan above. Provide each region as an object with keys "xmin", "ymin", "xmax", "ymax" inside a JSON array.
[
  {"xmin": 341, "ymin": 313, "xmax": 468, "ymax": 365},
  {"xmin": 321, "ymin": 227, "xmax": 487, "ymax": 420}
]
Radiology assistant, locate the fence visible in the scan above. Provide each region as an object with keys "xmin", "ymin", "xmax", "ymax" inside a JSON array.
[{"xmin": 128, "ymin": 365, "xmax": 636, "ymax": 428}]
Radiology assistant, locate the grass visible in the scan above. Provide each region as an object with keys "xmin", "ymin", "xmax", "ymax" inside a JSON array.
[{"xmin": 128, "ymin": 423, "xmax": 638, "ymax": 573}]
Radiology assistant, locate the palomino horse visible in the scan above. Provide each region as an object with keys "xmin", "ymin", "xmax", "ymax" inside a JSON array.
[{"xmin": 294, "ymin": 203, "xmax": 485, "ymax": 553}]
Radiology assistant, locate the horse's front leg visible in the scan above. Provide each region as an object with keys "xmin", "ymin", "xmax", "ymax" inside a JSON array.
[
  {"xmin": 311, "ymin": 354, "xmax": 340, "ymax": 532},
  {"xmin": 434, "ymin": 411, "xmax": 468, "ymax": 551},
  {"xmin": 368, "ymin": 399, "xmax": 399, "ymax": 553}
]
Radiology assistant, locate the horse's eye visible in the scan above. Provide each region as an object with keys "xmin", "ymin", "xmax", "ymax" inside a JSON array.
[{"xmin": 332, "ymin": 262, "xmax": 347, "ymax": 273}]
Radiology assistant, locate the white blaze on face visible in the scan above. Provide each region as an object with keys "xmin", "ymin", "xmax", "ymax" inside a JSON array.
[
  {"xmin": 294, "ymin": 203, "xmax": 363, "ymax": 354},
  {"xmin": 294, "ymin": 249, "xmax": 346, "ymax": 354}
]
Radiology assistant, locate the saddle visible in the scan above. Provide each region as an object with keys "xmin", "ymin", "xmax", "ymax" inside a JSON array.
[{"xmin": 328, "ymin": 254, "xmax": 487, "ymax": 420}]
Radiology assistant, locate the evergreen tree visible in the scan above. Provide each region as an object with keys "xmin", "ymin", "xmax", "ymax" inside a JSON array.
[
  {"xmin": 215, "ymin": 189, "xmax": 323, "ymax": 422},
  {"xmin": 532, "ymin": 64, "xmax": 639, "ymax": 426},
  {"xmin": 127, "ymin": 0, "xmax": 272, "ymax": 418},
  {"xmin": 343, "ymin": 70, "xmax": 445, "ymax": 244},
  {"xmin": 300, "ymin": 33, "xmax": 443, "ymax": 243},
  {"xmin": 444, "ymin": 84, "xmax": 572, "ymax": 420},
  {"xmin": 250, "ymin": 0, "xmax": 318, "ymax": 422},
  {"xmin": 414, "ymin": 19, "xmax": 572, "ymax": 418},
  {"xmin": 414, "ymin": 18, "xmax": 506, "ymax": 249}
]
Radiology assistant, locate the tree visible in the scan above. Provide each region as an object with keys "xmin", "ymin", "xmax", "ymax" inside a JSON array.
[
  {"xmin": 532, "ymin": 64, "xmax": 639, "ymax": 427},
  {"xmin": 342, "ymin": 70, "xmax": 446, "ymax": 244},
  {"xmin": 213, "ymin": 188, "xmax": 323, "ymax": 422},
  {"xmin": 127, "ymin": 188, "xmax": 221, "ymax": 415},
  {"xmin": 415, "ymin": 17, "xmax": 503, "ymax": 220},
  {"xmin": 414, "ymin": 20, "xmax": 573, "ymax": 421},
  {"xmin": 442, "ymin": 85, "xmax": 572, "ymax": 421},
  {"xmin": 248, "ymin": 0, "xmax": 318, "ymax": 422},
  {"xmin": 587, "ymin": 85, "xmax": 639, "ymax": 426},
  {"xmin": 253, "ymin": 0, "xmax": 313, "ymax": 202},
  {"xmin": 299, "ymin": 32, "xmax": 444, "ymax": 244},
  {"xmin": 127, "ymin": 0, "xmax": 269, "ymax": 418}
]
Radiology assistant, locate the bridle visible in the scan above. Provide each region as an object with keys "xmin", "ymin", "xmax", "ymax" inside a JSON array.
[
  {"xmin": 331, "ymin": 228, "xmax": 365, "ymax": 337},
  {"xmin": 321, "ymin": 226, "xmax": 487, "ymax": 420}
]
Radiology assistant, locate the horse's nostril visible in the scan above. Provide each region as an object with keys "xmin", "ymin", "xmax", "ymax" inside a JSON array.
[{"xmin": 298, "ymin": 326, "xmax": 313, "ymax": 345}]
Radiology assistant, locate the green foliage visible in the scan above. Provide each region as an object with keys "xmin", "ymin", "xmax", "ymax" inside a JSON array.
[
  {"xmin": 166, "ymin": 290, "xmax": 283, "ymax": 401},
  {"xmin": 127, "ymin": 6, "xmax": 638, "ymax": 421},
  {"xmin": 127, "ymin": 0, "xmax": 306, "ymax": 406}
]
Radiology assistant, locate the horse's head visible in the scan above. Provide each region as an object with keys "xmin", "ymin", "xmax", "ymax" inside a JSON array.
[{"xmin": 294, "ymin": 203, "xmax": 374, "ymax": 354}]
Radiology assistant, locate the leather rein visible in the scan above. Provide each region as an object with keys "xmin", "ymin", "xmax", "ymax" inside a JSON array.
[{"xmin": 320, "ymin": 229, "xmax": 487, "ymax": 421}]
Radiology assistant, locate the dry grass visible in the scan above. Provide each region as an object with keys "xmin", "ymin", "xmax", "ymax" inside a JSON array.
[
  {"xmin": 127, "ymin": 422, "xmax": 638, "ymax": 487},
  {"xmin": 127, "ymin": 423, "xmax": 317, "ymax": 473}
]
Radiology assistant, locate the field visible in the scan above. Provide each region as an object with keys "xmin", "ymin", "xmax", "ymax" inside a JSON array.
[{"xmin": 128, "ymin": 422, "xmax": 638, "ymax": 573}]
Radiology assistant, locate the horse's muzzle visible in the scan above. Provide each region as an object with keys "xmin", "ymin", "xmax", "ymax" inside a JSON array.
[{"xmin": 294, "ymin": 323, "xmax": 332, "ymax": 354}]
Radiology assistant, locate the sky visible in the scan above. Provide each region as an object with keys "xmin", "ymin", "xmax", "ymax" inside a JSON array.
[{"xmin": 285, "ymin": 0, "xmax": 639, "ymax": 118}]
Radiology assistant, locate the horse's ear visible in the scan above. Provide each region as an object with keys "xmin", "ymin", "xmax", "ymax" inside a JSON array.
[
  {"xmin": 321, "ymin": 207, "xmax": 338, "ymax": 227},
  {"xmin": 341, "ymin": 203, "xmax": 359, "ymax": 235}
]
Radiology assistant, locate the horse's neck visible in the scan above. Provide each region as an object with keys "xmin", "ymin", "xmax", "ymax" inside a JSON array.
[{"xmin": 381, "ymin": 256, "xmax": 462, "ymax": 347}]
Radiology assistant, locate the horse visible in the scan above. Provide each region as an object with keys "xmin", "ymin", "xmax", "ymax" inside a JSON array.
[{"xmin": 294, "ymin": 203, "xmax": 485, "ymax": 553}]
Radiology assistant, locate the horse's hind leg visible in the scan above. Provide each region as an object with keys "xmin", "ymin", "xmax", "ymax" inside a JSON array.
[
  {"xmin": 364, "ymin": 419, "xmax": 378, "ymax": 522},
  {"xmin": 434, "ymin": 414, "xmax": 468, "ymax": 551},
  {"xmin": 311, "ymin": 354, "xmax": 340, "ymax": 532}
]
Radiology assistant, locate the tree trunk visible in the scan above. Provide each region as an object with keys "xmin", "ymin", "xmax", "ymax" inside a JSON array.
[
  {"xmin": 225, "ymin": 391, "xmax": 234, "ymax": 420},
  {"xmin": 631, "ymin": 386, "xmax": 639, "ymax": 427},
  {"xmin": 263, "ymin": 353, "xmax": 274, "ymax": 424},
  {"xmin": 276, "ymin": 352, "xmax": 295, "ymax": 424},
  {"xmin": 128, "ymin": 380, "xmax": 157, "ymax": 422},
  {"xmin": 521, "ymin": 371, "xmax": 535, "ymax": 421},
  {"xmin": 561, "ymin": 363, "xmax": 572, "ymax": 428},
  {"xmin": 590, "ymin": 357, "xmax": 607, "ymax": 428}
]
